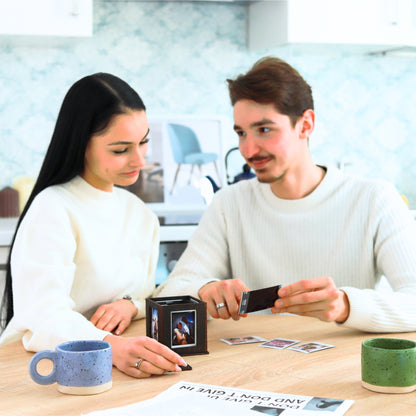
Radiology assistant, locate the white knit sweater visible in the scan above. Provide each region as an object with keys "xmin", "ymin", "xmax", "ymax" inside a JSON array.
[
  {"xmin": 0, "ymin": 176, "xmax": 159, "ymax": 351},
  {"xmin": 156, "ymin": 166, "xmax": 416, "ymax": 333}
]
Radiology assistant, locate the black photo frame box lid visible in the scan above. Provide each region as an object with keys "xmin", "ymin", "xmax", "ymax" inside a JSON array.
[{"xmin": 146, "ymin": 295, "xmax": 208, "ymax": 356}]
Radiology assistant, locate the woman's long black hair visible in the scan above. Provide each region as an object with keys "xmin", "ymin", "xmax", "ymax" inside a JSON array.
[{"xmin": 0, "ymin": 73, "xmax": 146, "ymax": 329}]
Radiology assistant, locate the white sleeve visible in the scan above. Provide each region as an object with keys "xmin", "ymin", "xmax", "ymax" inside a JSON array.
[
  {"xmin": 341, "ymin": 182, "xmax": 416, "ymax": 332},
  {"xmin": 155, "ymin": 191, "xmax": 231, "ymax": 299},
  {"xmin": 11, "ymin": 193, "xmax": 109, "ymax": 351}
]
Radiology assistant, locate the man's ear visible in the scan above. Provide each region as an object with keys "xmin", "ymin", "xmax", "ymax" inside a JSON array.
[{"xmin": 298, "ymin": 109, "xmax": 315, "ymax": 140}]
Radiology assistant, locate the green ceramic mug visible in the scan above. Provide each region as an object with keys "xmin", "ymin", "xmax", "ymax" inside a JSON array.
[{"xmin": 361, "ymin": 338, "xmax": 416, "ymax": 393}]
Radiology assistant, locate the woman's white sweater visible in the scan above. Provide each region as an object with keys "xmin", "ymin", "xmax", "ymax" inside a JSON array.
[{"xmin": 0, "ymin": 176, "xmax": 159, "ymax": 351}]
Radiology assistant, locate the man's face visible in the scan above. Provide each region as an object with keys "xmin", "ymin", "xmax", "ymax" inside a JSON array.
[{"xmin": 233, "ymin": 100, "xmax": 307, "ymax": 185}]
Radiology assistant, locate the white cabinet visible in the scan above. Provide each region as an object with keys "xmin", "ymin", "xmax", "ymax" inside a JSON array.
[
  {"xmin": 0, "ymin": 0, "xmax": 92, "ymax": 37},
  {"xmin": 248, "ymin": 0, "xmax": 416, "ymax": 50}
]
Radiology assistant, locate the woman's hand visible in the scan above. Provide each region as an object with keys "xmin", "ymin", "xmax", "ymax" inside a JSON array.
[
  {"xmin": 104, "ymin": 334, "xmax": 187, "ymax": 378},
  {"xmin": 91, "ymin": 299, "xmax": 137, "ymax": 335},
  {"xmin": 272, "ymin": 276, "xmax": 350, "ymax": 323},
  {"xmin": 198, "ymin": 279, "xmax": 250, "ymax": 321}
]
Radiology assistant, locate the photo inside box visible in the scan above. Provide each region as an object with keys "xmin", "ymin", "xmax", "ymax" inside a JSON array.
[
  {"xmin": 171, "ymin": 310, "xmax": 196, "ymax": 348},
  {"xmin": 150, "ymin": 308, "xmax": 159, "ymax": 341}
]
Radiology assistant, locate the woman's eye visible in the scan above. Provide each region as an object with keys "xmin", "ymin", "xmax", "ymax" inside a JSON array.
[
  {"xmin": 112, "ymin": 148, "xmax": 127, "ymax": 154},
  {"xmin": 140, "ymin": 138, "xmax": 150, "ymax": 146}
]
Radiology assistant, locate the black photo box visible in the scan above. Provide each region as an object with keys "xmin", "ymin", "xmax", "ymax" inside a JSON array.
[{"xmin": 146, "ymin": 295, "xmax": 208, "ymax": 356}]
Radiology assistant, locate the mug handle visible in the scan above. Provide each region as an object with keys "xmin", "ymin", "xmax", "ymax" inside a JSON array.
[{"xmin": 28, "ymin": 350, "xmax": 57, "ymax": 385}]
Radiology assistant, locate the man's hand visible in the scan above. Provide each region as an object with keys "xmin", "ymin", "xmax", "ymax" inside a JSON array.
[
  {"xmin": 198, "ymin": 279, "xmax": 250, "ymax": 320},
  {"xmin": 91, "ymin": 299, "xmax": 138, "ymax": 335},
  {"xmin": 272, "ymin": 276, "xmax": 350, "ymax": 323}
]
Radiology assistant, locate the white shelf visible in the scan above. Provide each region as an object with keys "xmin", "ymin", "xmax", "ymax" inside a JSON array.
[{"xmin": 0, "ymin": 214, "xmax": 198, "ymax": 247}]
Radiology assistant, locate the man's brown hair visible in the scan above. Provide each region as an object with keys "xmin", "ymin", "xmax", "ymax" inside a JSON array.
[{"xmin": 227, "ymin": 56, "xmax": 314, "ymax": 127}]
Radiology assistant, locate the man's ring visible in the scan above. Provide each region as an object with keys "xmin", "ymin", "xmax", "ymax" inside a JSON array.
[
  {"xmin": 135, "ymin": 358, "xmax": 143, "ymax": 370},
  {"xmin": 216, "ymin": 302, "xmax": 226, "ymax": 309}
]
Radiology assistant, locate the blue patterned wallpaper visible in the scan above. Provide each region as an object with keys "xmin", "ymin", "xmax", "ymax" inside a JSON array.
[{"xmin": 1, "ymin": 1, "xmax": 416, "ymax": 206}]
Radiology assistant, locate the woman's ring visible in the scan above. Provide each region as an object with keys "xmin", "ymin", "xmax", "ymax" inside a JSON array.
[
  {"xmin": 216, "ymin": 302, "xmax": 226, "ymax": 309},
  {"xmin": 135, "ymin": 358, "xmax": 143, "ymax": 370}
]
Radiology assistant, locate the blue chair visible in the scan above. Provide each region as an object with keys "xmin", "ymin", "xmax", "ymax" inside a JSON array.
[{"xmin": 167, "ymin": 123, "xmax": 220, "ymax": 193}]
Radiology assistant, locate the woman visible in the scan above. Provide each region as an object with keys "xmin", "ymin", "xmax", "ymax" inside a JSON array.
[{"xmin": 0, "ymin": 73, "xmax": 186, "ymax": 377}]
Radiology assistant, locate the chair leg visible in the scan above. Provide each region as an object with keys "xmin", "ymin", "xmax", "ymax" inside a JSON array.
[
  {"xmin": 213, "ymin": 161, "xmax": 221, "ymax": 187},
  {"xmin": 188, "ymin": 165, "xmax": 195, "ymax": 184},
  {"xmin": 170, "ymin": 164, "xmax": 181, "ymax": 194}
]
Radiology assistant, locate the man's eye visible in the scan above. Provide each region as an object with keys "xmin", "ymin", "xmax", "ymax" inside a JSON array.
[
  {"xmin": 259, "ymin": 127, "xmax": 271, "ymax": 133},
  {"xmin": 235, "ymin": 130, "xmax": 246, "ymax": 137}
]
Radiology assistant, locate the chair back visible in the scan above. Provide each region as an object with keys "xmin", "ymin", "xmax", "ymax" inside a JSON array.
[{"xmin": 167, "ymin": 123, "xmax": 202, "ymax": 163}]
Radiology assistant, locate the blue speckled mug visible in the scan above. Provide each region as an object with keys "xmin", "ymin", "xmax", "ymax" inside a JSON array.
[{"xmin": 29, "ymin": 340, "xmax": 112, "ymax": 395}]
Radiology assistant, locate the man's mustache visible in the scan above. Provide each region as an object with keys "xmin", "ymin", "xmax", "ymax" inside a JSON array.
[{"xmin": 247, "ymin": 155, "xmax": 273, "ymax": 163}]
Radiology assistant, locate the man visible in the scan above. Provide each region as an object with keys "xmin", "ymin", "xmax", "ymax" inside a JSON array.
[{"xmin": 156, "ymin": 56, "xmax": 416, "ymax": 333}]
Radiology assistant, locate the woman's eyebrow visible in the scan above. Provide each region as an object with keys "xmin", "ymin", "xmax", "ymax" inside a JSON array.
[
  {"xmin": 107, "ymin": 141, "xmax": 132, "ymax": 146},
  {"xmin": 107, "ymin": 128, "xmax": 150, "ymax": 146}
]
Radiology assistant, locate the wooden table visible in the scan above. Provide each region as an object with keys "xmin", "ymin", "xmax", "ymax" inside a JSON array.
[{"xmin": 1, "ymin": 314, "xmax": 416, "ymax": 416}]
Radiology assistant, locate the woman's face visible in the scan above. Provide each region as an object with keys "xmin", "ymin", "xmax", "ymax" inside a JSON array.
[{"xmin": 82, "ymin": 110, "xmax": 149, "ymax": 192}]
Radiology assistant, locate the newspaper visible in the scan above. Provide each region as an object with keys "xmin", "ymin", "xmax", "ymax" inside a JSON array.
[{"xmin": 83, "ymin": 381, "xmax": 354, "ymax": 416}]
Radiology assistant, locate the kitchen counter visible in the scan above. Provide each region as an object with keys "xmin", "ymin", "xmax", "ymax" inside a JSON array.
[{"xmin": 0, "ymin": 203, "xmax": 204, "ymax": 246}]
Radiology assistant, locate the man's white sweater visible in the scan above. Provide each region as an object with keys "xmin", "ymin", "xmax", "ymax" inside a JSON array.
[{"xmin": 157, "ymin": 166, "xmax": 416, "ymax": 333}]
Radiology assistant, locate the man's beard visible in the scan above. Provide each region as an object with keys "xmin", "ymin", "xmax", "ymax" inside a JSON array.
[
  {"xmin": 246, "ymin": 155, "xmax": 286, "ymax": 184},
  {"xmin": 254, "ymin": 168, "xmax": 286, "ymax": 184}
]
